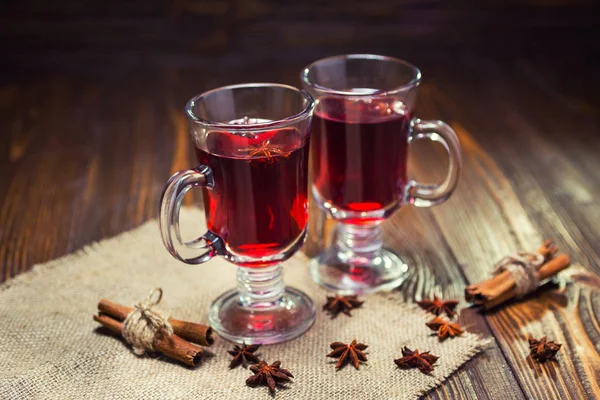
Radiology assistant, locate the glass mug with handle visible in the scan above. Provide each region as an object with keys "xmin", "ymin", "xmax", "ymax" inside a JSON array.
[
  {"xmin": 159, "ymin": 83, "xmax": 316, "ymax": 344},
  {"xmin": 301, "ymin": 54, "xmax": 462, "ymax": 294}
]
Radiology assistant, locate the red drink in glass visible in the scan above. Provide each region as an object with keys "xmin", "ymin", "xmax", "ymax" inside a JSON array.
[
  {"xmin": 194, "ymin": 128, "xmax": 309, "ymax": 265},
  {"xmin": 159, "ymin": 83, "xmax": 316, "ymax": 344},
  {"xmin": 302, "ymin": 54, "xmax": 463, "ymax": 294},
  {"xmin": 311, "ymin": 96, "xmax": 411, "ymax": 223}
]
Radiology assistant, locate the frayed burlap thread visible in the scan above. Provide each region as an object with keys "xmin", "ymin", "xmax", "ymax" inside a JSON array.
[{"xmin": 0, "ymin": 208, "xmax": 489, "ymax": 400}]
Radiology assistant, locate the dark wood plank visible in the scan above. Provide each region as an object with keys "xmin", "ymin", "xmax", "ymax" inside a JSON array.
[
  {"xmin": 1, "ymin": 1, "xmax": 597, "ymax": 79},
  {"xmin": 423, "ymin": 61, "xmax": 600, "ymax": 399}
]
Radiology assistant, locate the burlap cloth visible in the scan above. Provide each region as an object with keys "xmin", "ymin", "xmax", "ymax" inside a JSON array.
[{"xmin": 0, "ymin": 208, "xmax": 488, "ymax": 399}]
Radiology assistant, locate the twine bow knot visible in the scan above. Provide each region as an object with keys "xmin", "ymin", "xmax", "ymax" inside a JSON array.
[
  {"xmin": 493, "ymin": 251, "xmax": 545, "ymax": 297},
  {"xmin": 122, "ymin": 288, "xmax": 173, "ymax": 355}
]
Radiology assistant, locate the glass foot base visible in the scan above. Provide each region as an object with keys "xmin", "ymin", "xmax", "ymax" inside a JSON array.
[
  {"xmin": 309, "ymin": 247, "xmax": 409, "ymax": 295},
  {"xmin": 208, "ymin": 287, "xmax": 316, "ymax": 344}
]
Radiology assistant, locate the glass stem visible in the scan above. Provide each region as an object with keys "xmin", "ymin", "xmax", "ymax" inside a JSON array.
[
  {"xmin": 335, "ymin": 222, "xmax": 383, "ymax": 266},
  {"xmin": 237, "ymin": 265, "xmax": 285, "ymax": 308}
]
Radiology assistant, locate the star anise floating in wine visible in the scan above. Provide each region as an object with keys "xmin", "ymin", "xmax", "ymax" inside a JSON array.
[
  {"xmin": 228, "ymin": 343, "xmax": 261, "ymax": 369},
  {"xmin": 327, "ymin": 340, "xmax": 368, "ymax": 369},
  {"xmin": 528, "ymin": 336, "xmax": 562, "ymax": 363},
  {"xmin": 417, "ymin": 296, "xmax": 459, "ymax": 318},
  {"xmin": 426, "ymin": 317, "xmax": 464, "ymax": 340},
  {"xmin": 394, "ymin": 347, "xmax": 439, "ymax": 374},
  {"xmin": 323, "ymin": 295, "xmax": 364, "ymax": 318},
  {"xmin": 246, "ymin": 360, "xmax": 294, "ymax": 392},
  {"xmin": 241, "ymin": 140, "xmax": 289, "ymax": 160}
]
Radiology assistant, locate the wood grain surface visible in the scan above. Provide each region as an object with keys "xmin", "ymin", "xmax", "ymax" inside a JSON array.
[
  {"xmin": 2, "ymin": 0, "xmax": 598, "ymax": 80},
  {"xmin": 1, "ymin": 56, "xmax": 599, "ymax": 399}
]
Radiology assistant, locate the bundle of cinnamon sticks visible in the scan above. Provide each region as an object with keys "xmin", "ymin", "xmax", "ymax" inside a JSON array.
[
  {"xmin": 465, "ymin": 239, "xmax": 571, "ymax": 309},
  {"xmin": 94, "ymin": 298, "xmax": 213, "ymax": 367}
]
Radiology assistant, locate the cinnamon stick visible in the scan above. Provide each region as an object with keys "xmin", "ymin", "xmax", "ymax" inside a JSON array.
[
  {"xmin": 93, "ymin": 314, "xmax": 203, "ymax": 367},
  {"xmin": 465, "ymin": 239, "xmax": 570, "ymax": 309},
  {"xmin": 97, "ymin": 299, "xmax": 213, "ymax": 346},
  {"xmin": 537, "ymin": 253, "xmax": 571, "ymax": 281},
  {"xmin": 482, "ymin": 253, "xmax": 570, "ymax": 309}
]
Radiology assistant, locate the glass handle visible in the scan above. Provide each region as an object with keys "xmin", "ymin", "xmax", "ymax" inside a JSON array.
[
  {"xmin": 406, "ymin": 119, "xmax": 463, "ymax": 207},
  {"xmin": 159, "ymin": 164, "xmax": 224, "ymax": 264}
]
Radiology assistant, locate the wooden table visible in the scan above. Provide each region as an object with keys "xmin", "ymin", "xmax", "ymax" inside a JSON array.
[{"xmin": 1, "ymin": 57, "xmax": 599, "ymax": 399}]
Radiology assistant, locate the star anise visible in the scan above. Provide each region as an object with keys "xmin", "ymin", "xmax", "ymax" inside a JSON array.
[
  {"xmin": 228, "ymin": 343, "xmax": 261, "ymax": 369},
  {"xmin": 246, "ymin": 360, "xmax": 293, "ymax": 392},
  {"xmin": 417, "ymin": 296, "xmax": 459, "ymax": 318},
  {"xmin": 240, "ymin": 140, "xmax": 289, "ymax": 159},
  {"xmin": 426, "ymin": 317, "xmax": 464, "ymax": 340},
  {"xmin": 528, "ymin": 336, "xmax": 561, "ymax": 362},
  {"xmin": 327, "ymin": 340, "xmax": 368, "ymax": 369},
  {"xmin": 394, "ymin": 347, "xmax": 439, "ymax": 374},
  {"xmin": 323, "ymin": 295, "xmax": 364, "ymax": 318}
]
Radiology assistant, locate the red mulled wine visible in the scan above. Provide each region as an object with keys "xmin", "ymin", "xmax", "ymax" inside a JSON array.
[
  {"xmin": 311, "ymin": 96, "xmax": 412, "ymax": 223},
  {"xmin": 194, "ymin": 128, "xmax": 309, "ymax": 265}
]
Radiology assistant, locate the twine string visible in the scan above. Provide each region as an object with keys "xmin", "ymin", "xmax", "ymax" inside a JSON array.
[
  {"xmin": 122, "ymin": 288, "xmax": 173, "ymax": 355},
  {"xmin": 493, "ymin": 251, "xmax": 545, "ymax": 297}
]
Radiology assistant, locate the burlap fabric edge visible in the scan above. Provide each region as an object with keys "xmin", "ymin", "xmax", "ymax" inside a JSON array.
[{"xmin": 0, "ymin": 209, "xmax": 492, "ymax": 400}]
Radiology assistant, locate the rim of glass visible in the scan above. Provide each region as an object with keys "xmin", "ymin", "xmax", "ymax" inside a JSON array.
[
  {"xmin": 301, "ymin": 54, "xmax": 422, "ymax": 96},
  {"xmin": 185, "ymin": 83, "xmax": 315, "ymax": 131}
]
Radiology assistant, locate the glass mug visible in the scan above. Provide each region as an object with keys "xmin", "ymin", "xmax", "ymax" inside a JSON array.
[
  {"xmin": 302, "ymin": 54, "xmax": 462, "ymax": 294},
  {"xmin": 159, "ymin": 83, "xmax": 316, "ymax": 344}
]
